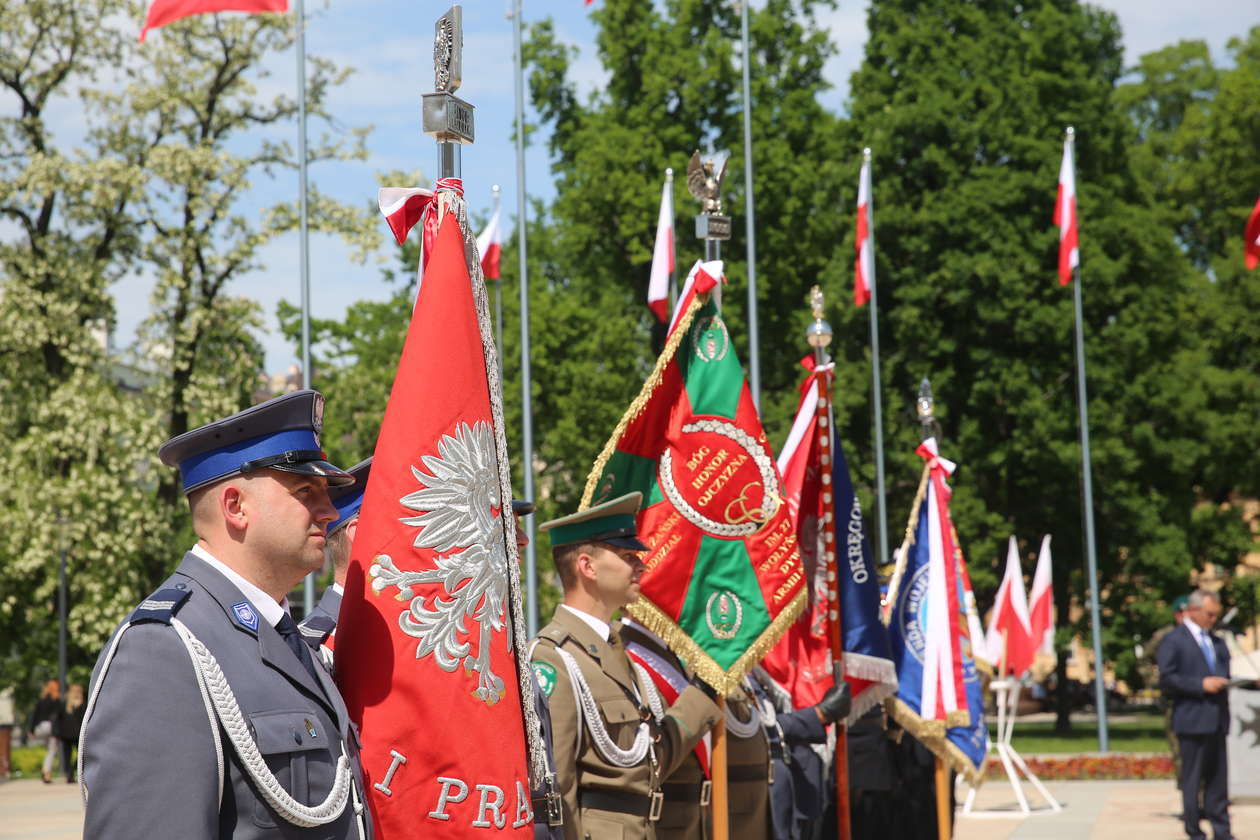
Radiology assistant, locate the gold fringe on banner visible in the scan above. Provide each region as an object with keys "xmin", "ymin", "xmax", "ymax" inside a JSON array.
[
  {"xmin": 626, "ymin": 588, "xmax": 807, "ymax": 696},
  {"xmin": 884, "ymin": 696, "xmax": 985, "ymax": 784},
  {"xmin": 580, "ymin": 293, "xmax": 707, "ymax": 509},
  {"xmin": 883, "ymin": 465, "xmax": 930, "ymax": 619}
]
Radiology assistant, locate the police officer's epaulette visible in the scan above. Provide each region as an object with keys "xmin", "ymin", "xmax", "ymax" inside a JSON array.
[
  {"xmin": 299, "ymin": 615, "xmax": 336, "ymax": 647},
  {"xmin": 128, "ymin": 587, "xmax": 193, "ymax": 625}
]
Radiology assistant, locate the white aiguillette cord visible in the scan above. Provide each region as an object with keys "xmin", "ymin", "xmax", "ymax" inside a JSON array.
[{"xmin": 553, "ymin": 647, "xmax": 664, "ymax": 768}]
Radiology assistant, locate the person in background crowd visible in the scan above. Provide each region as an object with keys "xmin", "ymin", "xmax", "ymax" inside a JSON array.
[
  {"xmin": 56, "ymin": 683, "xmax": 85, "ymax": 784},
  {"xmin": 0, "ymin": 687, "xmax": 15, "ymax": 780},
  {"xmin": 298, "ymin": 456, "xmax": 372, "ymax": 661},
  {"xmin": 1157, "ymin": 589, "xmax": 1248, "ymax": 840},
  {"xmin": 1150, "ymin": 594, "xmax": 1190, "ymax": 786},
  {"xmin": 29, "ymin": 680, "xmax": 60, "ymax": 783}
]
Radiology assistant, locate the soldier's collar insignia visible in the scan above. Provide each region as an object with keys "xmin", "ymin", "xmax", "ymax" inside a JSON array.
[{"xmin": 231, "ymin": 600, "xmax": 260, "ymax": 632}]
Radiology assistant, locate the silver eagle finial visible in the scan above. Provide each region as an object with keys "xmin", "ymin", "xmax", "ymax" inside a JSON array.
[{"xmin": 687, "ymin": 150, "xmax": 728, "ymax": 214}]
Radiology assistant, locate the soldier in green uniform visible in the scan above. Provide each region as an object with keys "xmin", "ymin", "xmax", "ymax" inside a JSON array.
[{"xmin": 530, "ymin": 492, "xmax": 721, "ymax": 840}]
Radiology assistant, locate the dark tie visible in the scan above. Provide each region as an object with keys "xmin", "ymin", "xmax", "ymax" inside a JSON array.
[{"xmin": 276, "ymin": 613, "xmax": 322, "ymax": 685}]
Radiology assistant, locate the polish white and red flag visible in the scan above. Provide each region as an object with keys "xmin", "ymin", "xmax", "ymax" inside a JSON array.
[
  {"xmin": 984, "ymin": 537, "xmax": 1035, "ymax": 676},
  {"xmin": 1028, "ymin": 535, "xmax": 1055, "ymax": 655},
  {"xmin": 1055, "ymin": 135, "xmax": 1079, "ymax": 286},
  {"xmin": 854, "ymin": 155, "xmax": 874, "ymax": 306},
  {"xmin": 647, "ymin": 175, "xmax": 675, "ymax": 322},
  {"xmin": 1244, "ymin": 196, "xmax": 1260, "ymax": 271},
  {"xmin": 477, "ymin": 205, "xmax": 503, "ymax": 280},
  {"xmin": 140, "ymin": 0, "xmax": 286, "ymax": 41}
]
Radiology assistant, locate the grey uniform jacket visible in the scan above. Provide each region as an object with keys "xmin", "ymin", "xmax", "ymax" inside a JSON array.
[
  {"xmin": 81, "ymin": 552, "xmax": 372, "ymax": 840},
  {"xmin": 298, "ymin": 586, "xmax": 342, "ymax": 647}
]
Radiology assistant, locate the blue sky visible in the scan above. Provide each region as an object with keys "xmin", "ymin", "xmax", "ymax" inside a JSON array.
[{"xmin": 101, "ymin": 0, "xmax": 1254, "ymax": 372}]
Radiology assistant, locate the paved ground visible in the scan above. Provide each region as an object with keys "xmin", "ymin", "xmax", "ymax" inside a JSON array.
[
  {"xmin": 0, "ymin": 779, "xmax": 83, "ymax": 839},
  {"xmin": 957, "ymin": 778, "xmax": 1260, "ymax": 840},
  {"xmin": 1, "ymin": 776, "xmax": 1258, "ymax": 838}
]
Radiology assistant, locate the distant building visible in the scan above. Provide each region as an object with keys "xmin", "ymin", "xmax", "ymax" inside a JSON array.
[{"xmin": 252, "ymin": 364, "xmax": 303, "ymax": 404}]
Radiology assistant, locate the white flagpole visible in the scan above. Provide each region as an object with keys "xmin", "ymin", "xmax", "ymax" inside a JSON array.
[
  {"xmin": 511, "ymin": 0, "xmax": 537, "ymax": 637},
  {"xmin": 297, "ymin": 0, "xmax": 315, "ymax": 616},
  {"xmin": 739, "ymin": 0, "xmax": 760, "ymax": 409},
  {"xmin": 1064, "ymin": 126, "xmax": 1108, "ymax": 751},
  {"xmin": 864, "ymin": 148, "xmax": 890, "ymax": 573}
]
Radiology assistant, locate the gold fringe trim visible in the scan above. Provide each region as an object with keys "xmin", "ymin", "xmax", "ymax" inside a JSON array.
[
  {"xmin": 943, "ymin": 736, "xmax": 987, "ymax": 787},
  {"xmin": 579, "ymin": 293, "xmax": 708, "ymax": 509},
  {"xmin": 626, "ymin": 587, "xmax": 807, "ymax": 696},
  {"xmin": 882, "ymin": 465, "xmax": 930, "ymax": 621},
  {"xmin": 885, "ymin": 696, "xmax": 945, "ymax": 741},
  {"xmin": 884, "ymin": 697, "xmax": 986, "ymax": 785}
]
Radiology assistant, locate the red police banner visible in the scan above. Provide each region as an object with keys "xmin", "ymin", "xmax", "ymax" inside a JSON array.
[{"xmin": 335, "ymin": 204, "xmax": 539, "ymax": 837}]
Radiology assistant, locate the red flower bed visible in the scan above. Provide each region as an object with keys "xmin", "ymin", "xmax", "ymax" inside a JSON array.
[{"xmin": 983, "ymin": 753, "xmax": 1174, "ymax": 781}]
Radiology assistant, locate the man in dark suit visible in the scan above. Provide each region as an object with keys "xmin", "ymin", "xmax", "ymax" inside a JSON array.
[{"xmin": 1157, "ymin": 589, "xmax": 1233, "ymax": 840}]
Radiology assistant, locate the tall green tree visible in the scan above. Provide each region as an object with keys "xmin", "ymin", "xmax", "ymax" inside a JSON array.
[
  {"xmin": 837, "ymin": 0, "xmax": 1253, "ymax": 723},
  {"xmin": 515, "ymin": 0, "xmax": 843, "ymax": 526},
  {"xmin": 0, "ymin": 2, "xmax": 374, "ymax": 700}
]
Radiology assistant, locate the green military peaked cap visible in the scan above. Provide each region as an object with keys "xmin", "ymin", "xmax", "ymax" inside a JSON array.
[{"xmin": 539, "ymin": 491, "xmax": 650, "ymax": 551}]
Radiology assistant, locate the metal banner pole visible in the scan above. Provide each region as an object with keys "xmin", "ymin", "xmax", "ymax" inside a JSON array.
[
  {"xmin": 863, "ymin": 148, "xmax": 889, "ymax": 570},
  {"xmin": 806, "ymin": 288, "xmax": 851, "ymax": 840},
  {"xmin": 492, "ymin": 184, "xmax": 504, "ymax": 366},
  {"xmin": 297, "ymin": 0, "xmax": 315, "ymax": 616},
  {"xmin": 512, "ymin": 0, "xmax": 538, "ymax": 636},
  {"xmin": 691, "ymin": 146, "xmax": 730, "ymax": 840},
  {"xmin": 738, "ymin": 0, "xmax": 760, "ymax": 409}
]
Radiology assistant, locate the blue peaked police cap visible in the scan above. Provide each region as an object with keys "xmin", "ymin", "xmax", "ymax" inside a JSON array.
[
  {"xmin": 158, "ymin": 389, "xmax": 354, "ymax": 494},
  {"xmin": 328, "ymin": 457, "xmax": 372, "ymax": 535}
]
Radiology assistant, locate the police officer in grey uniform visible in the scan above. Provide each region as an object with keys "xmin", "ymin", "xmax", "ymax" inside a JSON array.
[
  {"xmin": 298, "ymin": 457, "xmax": 372, "ymax": 654},
  {"xmin": 80, "ymin": 390, "xmax": 373, "ymax": 839}
]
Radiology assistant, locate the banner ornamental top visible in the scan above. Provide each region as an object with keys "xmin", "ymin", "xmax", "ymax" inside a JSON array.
[
  {"xmin": 434, "ymin": 6, "xmax": 462, "ymax": 93},
  {"xmin": 423, "ymin": 5, "xmax": 474, "ymax": 146},
  {"xmin": 689, "ymin": 150, "xmax": 731, "ymax": 241}
]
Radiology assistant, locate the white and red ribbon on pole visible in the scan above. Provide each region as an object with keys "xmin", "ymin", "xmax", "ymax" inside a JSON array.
[
  {"xmin": 667, "ymin": 259, "xmax": 724, "ymax": 335},
  {"xmin": 378, "ymin": 178, "xmax": 466, "ymax": 284},
  {"xmin": 914, "ymin": 437, "xmax": 967, "ymax": 722}
]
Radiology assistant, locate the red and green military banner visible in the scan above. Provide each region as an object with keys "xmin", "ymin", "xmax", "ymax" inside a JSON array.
[{"xmin": 581, "ymin": 260, "xmax": 807, "ymax": 693}]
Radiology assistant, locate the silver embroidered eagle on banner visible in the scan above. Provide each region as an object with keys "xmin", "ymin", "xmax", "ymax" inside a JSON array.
[{"xmin": 369, "ymin": 420, "xmax": 510, "ymax": 704}]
